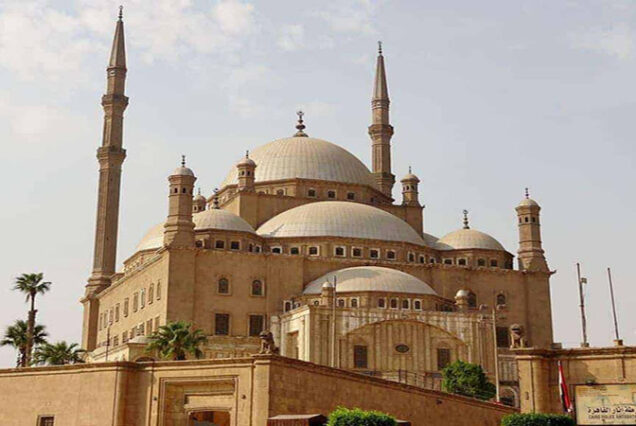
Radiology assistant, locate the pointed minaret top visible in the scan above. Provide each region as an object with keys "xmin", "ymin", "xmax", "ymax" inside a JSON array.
[
  {"xmin": 462, "ymin": 209, "xmax": 470, "ymax": 229},
  {"xmin": 373, "ymin": 41, "xmax": 389, "ymax": 101},
  {"xmin": 109, "ymin": 7, "xmax": 126, "ymax": 70}
]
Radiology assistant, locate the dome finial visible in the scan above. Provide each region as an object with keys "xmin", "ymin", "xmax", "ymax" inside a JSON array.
[
  {"xmin": 378, "ymin": 40, "xmax": 383, "ymax": 55},
  {"xmin": 181, "ymin": 155, "xmax": 186, "ymax": 167},
  {"xmin": 408, "ymin": 165, "xmax": 412, "ymax": 174},
  {"xmin": 245, "ymin": 150, "xmax": 249, "ymax": 158},
  {"xmin": 525, "ymin": 187, "xmax": 529, "ymax": 199},
  {"xmin": 118, "ymin": 5, "xmax": 123, "ymax": 21},
  {"xmin": 294, "ymin": 110, "xmax": 307, "ymax": 137},
  {"xmin": 213, "ymin": 188, "xmax": 219, "ymax": 209},
  {"xmin": 197, "ymin": 187, "xmax": 201, "ymax": 196},
  {"xmin": 462, "ymin": 209, "xmax": 470, "ymax": 229}
]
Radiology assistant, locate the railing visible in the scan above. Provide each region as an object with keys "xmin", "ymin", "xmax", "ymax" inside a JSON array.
[{"xmin": 356, "ymin": 370, "xmax": 443, "ymax": 391}]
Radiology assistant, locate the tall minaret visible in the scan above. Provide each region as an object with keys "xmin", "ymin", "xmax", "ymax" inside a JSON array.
[
  {"xmin": 516, "ymin": 188, "xmax": 548, "ymax": 272},
  {"xmin": 369, "ymin": 41, "xmax": 395, "ymax": 199},
  {"xmin": 87, "ymin": 7, "xmax": 128, "ymax": 292}
]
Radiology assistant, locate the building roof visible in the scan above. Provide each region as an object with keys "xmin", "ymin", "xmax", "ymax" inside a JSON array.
[
  {"xmin": 256, "ymin": 201, "xmax": 428, "ymax": 246},
  {"xmin": 437, "ymin": 228, "xmax": 506, "ymax": 251},
  {"xmin": 135, "ymin": 209, "xmax": 256, "ymax": 252},
  {"xmin": 303, "ymin": 266, "xmax": 437, "ymax": 295},
  {"xmin": 221, "ymin": 137, "xmax": 375, "ymax": 188}
]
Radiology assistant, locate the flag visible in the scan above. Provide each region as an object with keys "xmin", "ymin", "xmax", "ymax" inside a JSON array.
[{"xmin": 558, "ymin": 360, "xmax": 573, "ymax": 413}]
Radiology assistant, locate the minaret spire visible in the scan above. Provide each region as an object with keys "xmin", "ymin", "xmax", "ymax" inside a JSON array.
[
  {"xmin": 369, "ymin": 41, "xmax": 395, "ymax": 198},
  {"xmin": 84, "ymin": 9, "xmax": 130, "ymax": 351}
]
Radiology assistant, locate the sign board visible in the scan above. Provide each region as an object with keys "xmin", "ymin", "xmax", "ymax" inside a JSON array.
[{"xmin": 575, "ymin": 384, "xmax": 636, "ymax": 425}]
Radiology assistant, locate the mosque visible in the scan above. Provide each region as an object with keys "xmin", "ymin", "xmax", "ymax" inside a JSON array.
[{"xmin": 82, "ymin": 11, "xmax": 554, "ymax": 410}]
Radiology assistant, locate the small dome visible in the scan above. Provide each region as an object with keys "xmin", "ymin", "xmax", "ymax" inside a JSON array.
[
  {"xmin": 221, "ymin": 137, "xmax": 375, "ymax": 188},
  {"xmin": 321, "ymin": 281, "xmax": 334, "ymax": 289},
  {"xmin": 237, "ymin": 156, "xmax": 256, "ymax": 167},
  {"xmin": 172, "ymin": 166, "xmax": 194, "ymax": 177},
  {"xmin": 303, "ymin": 266, "xmax": 437, "ymax": 295},
  {"xmin": 437, "ymin": 228, "xmax": 506, "ymax": 251},
  {"xmin": 135, "ymin": 209, "xmax": 256, "ymax": 252},
  {"xmin": 257, "ymin": 201, "xmax": 428, "ymax": 246},
  {"xmin": 401, "ymin": 173, "xmax": 419, "ymax": 182},
  {"xmin": 194, "ymin": 193, "xmax": 206, "ymax": 202},
  {"xmin": 455, "ymin": 288, "xmax": 470, "ymax": 299},
  {"xmin": 518, "ymin": 198, "xmax": 539, "ymax": 207}
]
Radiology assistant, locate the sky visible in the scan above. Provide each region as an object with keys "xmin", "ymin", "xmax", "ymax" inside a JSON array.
[{"xmin": 0, "ymin": 0, "xmax": 635, "ymax": 367}]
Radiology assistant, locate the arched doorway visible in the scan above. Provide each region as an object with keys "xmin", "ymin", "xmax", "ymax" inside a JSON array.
[{"xmin": 188, "ymin": 410, "xmax": 231, "ymax": 426}]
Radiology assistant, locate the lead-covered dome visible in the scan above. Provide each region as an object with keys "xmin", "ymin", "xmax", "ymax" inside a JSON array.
[
  {"xmin": 221, "ymin": 137, "xmax": 375, "ymax": 188},
  {"xmin": 303, "ymin": 266, "xmax": 437, "ymax": 295},
  {"xmin": 437, "ymin": 228, "xmax": 506, "ymax": 251},
  {"xmin": 256, "ymin": 201, "xmax": 427, "ymax": 246},
  {"xmin": 135, "ymin": 209, "xmax": 256, "ymax": 252}
]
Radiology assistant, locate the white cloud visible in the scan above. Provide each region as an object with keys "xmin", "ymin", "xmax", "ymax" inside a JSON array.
[
  {"xmin": 318, "ymin": 0, "xmax": 378, "ymax": 35},
  {"xmin": 213, "ymin": 0, "xmax": 255, "ymax": 35},
  {"xmin": 570, "ymin": 23, "xmax": 635, "ymax": 60},
  {"xmin": 277, "ymin": 24, "xmax": 304, "ymax": 51},
  {"xmin": 297, "ymin": 101, "xmax": 337, "ymax": 118}
]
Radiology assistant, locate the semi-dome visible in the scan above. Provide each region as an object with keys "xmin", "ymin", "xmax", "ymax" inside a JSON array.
[
  {"xmin": 221, "ymin": 136, "xmax": 375, "ymax": 188},
  {"xmin": 303, "ymin": 266, "xmax": 437, "ymax": 295},
  {"xmin": 256, "ymin": 201, "xmax": 428, "ymax": 246},
  {"xmin": 135, "ymin": 209, "xmax": 256, "ymax": 252},
  {"xmin": 437, "ymin": 228, "xmax": 506, "ymax": 251}
]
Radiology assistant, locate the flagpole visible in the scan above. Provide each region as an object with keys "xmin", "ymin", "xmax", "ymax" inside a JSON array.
[
  {"xmin": 576, "ymin": 263, "xmax": 589, "ymax": 348},
  {"xmin": 607, "ymin": 267, "xmax": 622, "ymax": 345}
]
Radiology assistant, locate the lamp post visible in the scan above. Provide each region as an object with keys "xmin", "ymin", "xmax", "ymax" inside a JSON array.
[
  {"xmin": 576, "ymin": 263, "xmax": 589, "ymax": 348},
  {"xmin": 481, "ymin": 304, "xmax": 505, "ymax": 402}
]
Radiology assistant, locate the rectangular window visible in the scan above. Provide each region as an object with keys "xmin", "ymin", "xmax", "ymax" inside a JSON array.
[
  {"xmin": 478, "ymin": 258, "xmax": 486, "ymax": 267},
  {"xmin": 156, "ymin": 281, "xmax": 161, "ymax": 300},
  {"xmin": 109, "ymin": 308, "xmax": 114, "ymax": 325},
  {"xmin": 122, "ymin": 331, "xmax": 128, "ymax": 343},
  {"xmin": 443, "ymin": 258, "xmax": 453, "ymax": 265},
  {"xmin": 347, "ymin": 192, "xmax": 355, "ymax": 200},
  {"xmin": 327, "ymin": 190, "xmax": 336, "ymax": 199},
  {"xmin": 386, "ymin": 250, "xmax": 396, "ymax": 260},
  {"xmin": 334, "ymin": 246, "xmax": 345, "ymax": 257},
  {"xmin": 437, "ymin": 348, "xmax": 451, "ymax": 370},
  {"xmin": 353, "ymin": 345, "xmax": 368, "ymax": 369},
  {"xmin": 215, "ymin": 240, "xmax": 225, "ymax": 249},
  {"xmin": 496, "ymin": 326, "xmax": 510, "ymax": 348},
  {"xmin": 113, "ymin": 336, "xmax": 119, "ymax": 347},
  {"xmin": 271, "ymin": 247, "xmax": 282, "ymax": 254},
  {"xmin": 369, "ymin": 249, "xmax": 379, "ymax": 259},
  {"xmin": 290, "ymin": 247, "xmax": 300, "ymax": 255},
  {"xmin": 230, "ymin": 241, "xmax": 240, "ymax": 250},
  {"xmin": 308, "ymin": 246, "xmax": 319, "ymax": 256},
  {"xmin": 146, "ymin": 319, "xmax": 153, "ymax": 335},
  {"xmin": 308, "ymin": 189, "xmax": 317, "ymax": 197},
  {"xmin": 248, "ymin": 315, "xmax": 265, "ymax": 337},
  {"xmin": 133, "ymin": 293, "xmax": 139, "ymax": 312},
  {"xmin": 140, "ymin": 288, "xmax": 146, "ymax": 308},
  {"xmin": 490, "ymin": 259, "xmax": 498, "ymax": 267},
  {"xmin": 124, "ymin": 298, "xmax": 129, "ymax": 317},
  {"xmin": 154, "ymin": 316, "xmax": 160, "ymax": 332},
  {"xmin": 458, "ymin": 258, "xmax": 467, "ymax": 266},
  {"xmin": 215, "ymin": 313, "xmax": 230, "ymax": 335},
  {"xmin": 138, "ymin": 323, "xmax": 145, "ymax": 336},
  {"xmin": 38, "ymin": 416, "xmax": 55, "ymax": 426},
  {"xmin": 218, "ymin": 278, "xmax": 230, "ymax": 294},
  {"xmin": 352, "ymin": 247, "xmax": 362, "ymax": 257},
  {"xmin": 115, "ymin": 304, "xmax": 120, "ymax": 322}
]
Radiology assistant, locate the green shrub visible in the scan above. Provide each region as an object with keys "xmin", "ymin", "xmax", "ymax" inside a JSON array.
[
  {"xmin": 501, "ymin": 413, "xmax": 575, "ymax": 426},
  {"xmin": 441, "ymin": 360, "xmax": 496, "ymax": 400},
  {"xmin": 327, "ymin": 407, "xmax": 397, "ymax": 426}
]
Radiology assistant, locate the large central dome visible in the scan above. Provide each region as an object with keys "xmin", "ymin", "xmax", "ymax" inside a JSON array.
[{"xmin": 221, "ymin": 136, "xmax": 375, "ymax": 188}]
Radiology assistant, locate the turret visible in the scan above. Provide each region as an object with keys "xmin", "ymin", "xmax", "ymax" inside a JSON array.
[
  {"xmin": 321, "ymin": 281, "xmax": 335, "ymax": 307},
  {"xmin": 516, "ymin": 188, "xmax": 548, "ymax": 272},
  {"xmin": 400, "ymin": 167, "xmax": 420, "ymax": 206},
  {"xmin": 369, "ymin": 42, "xmax": 395, "ymax": 198},
  {"xmin": 236, "ymin": 151, "xmax": 256, "ymax": 191},
  {"xmin": 163, "ymin": 156, "xmax": 196, "ymax": 248},
  {"xmin": 193, "ymin": 188, "xmax": 206, "ymax": 213}
]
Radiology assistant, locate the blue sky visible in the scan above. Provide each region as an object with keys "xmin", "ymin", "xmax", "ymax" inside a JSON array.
[{"xmin": 0, "ymin": 0, "xmax": 634, "ymax": 366}]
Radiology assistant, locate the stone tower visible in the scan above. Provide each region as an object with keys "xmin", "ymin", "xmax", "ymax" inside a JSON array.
[
  {"xmin": 400, "ymin": 168, "xmax": 420, "ymax": 206},
  {"xmin": 193, "ymin": 188, "xmax": 206, "ymax": 213},
  {"xmin": 369, "ymin": 42, "xmax": 395, "ymax": 199},
  {"xmin": 83, "ymin": 9, "xmax": 128, "ymax": 351},
  {"xmin": 516, "ymin": 189, "xmax": 548, "ymax": 272},
  {"xmin": 236, "ymin": 151, "xmax": 256, "ymax": 191},
  {"xmin": 163, "ymin": 157, "xmax": 197, "ymax": 248}
]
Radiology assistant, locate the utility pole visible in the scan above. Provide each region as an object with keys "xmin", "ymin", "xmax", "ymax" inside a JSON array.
[
  {"xmin": 577, "ymin": 263, "xmax": 589, "ymax": 348},
  {"xmin": 491, "ymin": 307, "xmax": 500, "ymax": 403},
  {"xmin": 607, "ymin": 268, "xmax": 622, "ymax": 346}
]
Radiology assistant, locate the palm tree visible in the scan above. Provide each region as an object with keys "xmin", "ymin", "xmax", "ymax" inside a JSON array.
[
  {"xmin": 33, "ymin": 341, "xmax": 85, "ymax": 366},
  {"xmin": 0, "ymin": 320, "xmax": 48, "ymax": 367},
  {"xmin": 12, "ymin": 273, "xmax": 51, "ymax": 366},
  {"xmin": 146, "ymin": 321, "xmax": 207, "ymax": 361}
]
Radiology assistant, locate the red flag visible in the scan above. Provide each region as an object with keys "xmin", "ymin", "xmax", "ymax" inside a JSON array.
[{"xmin": 558, "ymin": 360, "xmax": 573, "ymax": 413}]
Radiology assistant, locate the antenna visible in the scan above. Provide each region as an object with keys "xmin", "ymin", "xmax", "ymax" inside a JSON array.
[{"xmin": 607, "ymin": 267, "xmax": 622, "ymax": 345}]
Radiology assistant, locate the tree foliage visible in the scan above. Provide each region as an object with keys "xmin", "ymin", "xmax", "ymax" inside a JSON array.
[
  {"xmin": 0, "ymin": 320, "xmax": 48, "ymax": 367},
  {"xmin": 327, "ymin": 407, "xmax": 397, "ymax": 426},
  {"xmin": 146, "ymin": 321, "xmax": 207, "ymax": 361},
  {"xmin": 501, "ymin": 413, "xmax": 575, "ymax": 426},
  {"xmin": 441, "ymin": 360, "xmax": 496, "ymax": 400},
  {"xmin": 33, "ymin": 341, "xmax": 85, "ymax": 366}
]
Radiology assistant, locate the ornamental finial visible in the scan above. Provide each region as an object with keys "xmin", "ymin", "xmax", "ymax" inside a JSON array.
[
  {"xmin": 378, "ymin": 40, "xmax": 383, "ymax": 55},
  {"xmin": 118, "ymin": 5, "xmax": 123, "ymax": 21},
  {"xmin": 181, "ymin": 155, "xmax": 186, "ymax": 167},
  {"xmin": 213, "ymin": 188, "xmax": 219, "ymax": 209},
  {"xmin": 462, "ymin": 209, "xmax": 470, "ymax": 229},
  {"xmin": 408, "ymin": 165, "xmax": 412, "ymax": 174},
  {"xmin": 525, "ymin": 187, "xmax": 530, "ymax": 199},
  {"xmin": 245, "ymin": 150, "xmax": 249, "ymax": 158},
  {"xmin": 294, "ymin": 110, "xmax": 307, "ymax": 137}
]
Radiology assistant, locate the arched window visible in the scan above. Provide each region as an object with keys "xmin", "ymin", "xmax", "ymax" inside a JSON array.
[
  {"xmin": 350, "ymin": 298, "xmax": 358, "ymax": 308},
  {"xmin": 467, "ymin": 291, "xmax": 477, "ymax": 308},
  {"xmin": 284, "ymin": 301, "xmax": 292, "ymax": 312},
  {"xmin": 251, "ymin": 280, "xmax": 263, "ymax": 296},
  {"xmin": 276, "ymin": 189, "xmax": 284, "ymax": 196},
  {"xmin": 218, "ymin": 278, "xmax": 229, "ymax": 294},
  {"xmin": 414, "ymin": 300, "xmax": 422, "ymax": 310},
  {"xmin": 496, "ymin": 293, "xmax": 506, "ymax": 306},
  {"xmin": 156, "ymin": 281, "xmax": 161, "ymax": 300},
  {"xmin": 148, "ymin": 283, "xmax": 154, "ymax": 304},
  {"xmin": 390, "ymin": 298, "xmax": 398, "ymax": 309},
  {"xmin": 140, "ymin": 288, "xmax": 146, "ymax": 308},
  {"xmin": 401, "ymin": 299, "xmax": 410, "ymax": 309},
  {"xmin": 377, "ymin": 298, "xmax": 386, "ymax": 308},
  {"xmin": 337, "ymin": 298, "xmax": 345, "ymax": 307}
]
